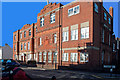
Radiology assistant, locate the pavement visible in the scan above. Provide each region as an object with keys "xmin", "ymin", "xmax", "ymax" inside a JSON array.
[{"xmin": 21, "ymin": 67, "xmax": 120, "ymax": 80}]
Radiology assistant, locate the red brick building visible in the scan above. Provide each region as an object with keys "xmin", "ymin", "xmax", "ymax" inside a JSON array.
[{"xmin": 13, "ymin": 1, "xmax": 114, "ymax": 70}]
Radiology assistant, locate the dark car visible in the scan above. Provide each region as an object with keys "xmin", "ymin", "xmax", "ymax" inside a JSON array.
[{"xmin": 0, "ymin": 59, "xmax": 20, "ymax": 67}]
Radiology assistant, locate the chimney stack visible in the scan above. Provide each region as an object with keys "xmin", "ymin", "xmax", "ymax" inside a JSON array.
[
  {"xmin": 47, "ymin": 0, "xmax": 49, "ymax": 5},
  {"xmin": 109, "ymin": 7, "xmax": 113, "ymax": 17}
]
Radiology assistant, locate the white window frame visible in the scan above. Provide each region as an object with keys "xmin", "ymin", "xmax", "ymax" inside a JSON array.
[
  {"xmin": 43, "ymin": 52, "xmax": 47, "ymax": 62},
  {"xmin": 94, "ymin": 3, "xmax": 98, "ymax": 13},
  {"xmin": 80, "ymin": 52, "xmax": 88, "ymax": 62},
  {"xmin": 29, "ymin": 29, "xmax": 31, "ymax": 36},
  {"xmin": 70, "ymin": 53, "xmax": 78, "ymax": 62},
  {"xmin": 63, "ymin": 31, "xmax": 69, "ymax": 42},
  {"xmin": 68, "ymin": 5, "xmax": 80, "ymax": 16},
  {"xmin": 53, "ymin": 52, "xmax": 57, "ymax": 63},
  {"xmin": 40, "ymin": 17, "xmax": 44, "ymax": 27},
  {"xmin": 39, "ymin": 52, "xmax": 42, "ymax": 62},
  {"xmin": 50, "ymin": 13, "xmax": 55, "ymax": 24},
  {"xmin": 71, "ymin": 29, "xmax": 78, "ymax": 40},
  {"xmin": 24, "ymin": 31, "xmax": 26, "ymax": 37},
  {"xmin": 62, "ymin": 53, "xmax": 68, "ymax": 61},
  {"xmin": 54, "ymin": 34, "xmax": 57, "ymax": 43},
  {"xmin": 48, "ymin": 52, "xmax": 52, "ymax": 63},
  {"xmin": 81, "ymin": 27, "xmax": 89, "ymax": 39},
  {"xmin": 28, "ymin": 42, "xmax": 30, "ymax": 50},
  {"xmin": 15, "ymin": 35, "xmax": 16, "ymax": 40},
  {"xmin": 24, "ymin": 43, "xmax": 26, "ymax": 50},
  {"xmin": 20, "ymin": 33, "xmax": 22, "ymax": 39},
  {"xmin": 40, "ymin": 37, "xmax": 42, "ymax": 45}
]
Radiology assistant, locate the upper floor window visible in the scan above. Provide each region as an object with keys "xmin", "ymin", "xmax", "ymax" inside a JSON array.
[
  {"xmin": 62, "ymin": 53, "xmax": 68, "ymax": 61},
  {"xmin": 81, "ymin": 27, "xmax": 89, "ymax": 39},
  {"xmin": 50, "ymin": 13, "xmax": 55, "ymax": 23},
  {"xmin": 70, "ymin": 53, "xmax": 78, "ymax": 62},
  {"xmin": 117, "ymin": 41, "xmax": 119, "ymax": 49},
  {"xmin": 36, "ymin": 27, "xmax": 38, "ymax": 32},
  {"xmin": 29, "ymin": 29, "xmax": 31, "ymax": 36},
  {"xmin": 14, "ymin": 45, "xmax": 16, "ymax": 51},
  {"xmin": 94, "ymin": 3, "xmax": 98, "ymax": 13},
  {"xmin": 80, "ymin": 52, "xmax": 88, "ymax": 62},
  {"xmin": 54, "ymin": 34, "xmax": 57, "ymax": 43},
  {"xmin": 14, "ymin": 35, "xmax": 16, "ymax": 40},
  {"xmin": 21, "ymin": 43, "xmax": 23, "ymax": 50},
  {"xmin": 24, "ymin": 43, "xmax": 26, "ymax": 50},
  {"xmin": 28, "ymin": 42, "xmax": 30, "ymax": 50},
  {"xmin": 113, "ymin": 43, "xmax": 115, "ymax": 51},
  {"xmin": 20, "ymin": 33, "xmax": 22, "ymax": 39},
  {"xmin": 40, "ymin": 17, "xmax": 44, "ymax": 27},
  {"xmin": 71, "ymin": 29, "xmax": 78, "ymax": 40},
  {"xmin": 102, "ymin": 29, "xmax": 104, "ymax": 43},
  {"xmin": 63, "ymin": 31, "xmax": 69, "ymax": 42},
  {"xmin": 40, "ymin": 37, "xmax": 42, "ymax": 45},
  {"xmin": 68, "ymin": 5, "xmax": 80, "ymax": 16},
  {"xmin": 104, "ymin": 12, "xmax": 107, "ymax": 20},
  {"xmin": 24, "ymin": 31, "xmax": 26, "ymax": 37},
  {"xmin": 108, "ymin": 17, "xmax": 111, "ymax": 24}
]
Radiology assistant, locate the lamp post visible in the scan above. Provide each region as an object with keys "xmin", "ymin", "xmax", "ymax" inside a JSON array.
[{"xmin": 77, "ymin": 44, "xmax": 80, "ymax": 64}]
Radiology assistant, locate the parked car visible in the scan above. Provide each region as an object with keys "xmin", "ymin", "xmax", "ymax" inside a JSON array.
[{"xmin": 0, "ymin": 59, "xmax": 31, "ymax": 80}]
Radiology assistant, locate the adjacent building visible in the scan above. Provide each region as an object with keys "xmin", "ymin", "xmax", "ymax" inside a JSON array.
[
  {"xmin": 13, "ymin": 1, "xmax": 115, "ymax": 70},
  {"xmin": 0, "ymin": 44, "xmax": 13, "ymax": 59}
]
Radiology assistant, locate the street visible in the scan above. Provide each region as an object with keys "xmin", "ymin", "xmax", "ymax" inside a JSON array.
[{"xmin": 22, "ymin": 67, "xmax": 120, "ymax": 80}]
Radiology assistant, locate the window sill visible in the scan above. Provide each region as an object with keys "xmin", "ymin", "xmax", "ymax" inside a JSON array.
[
  {"xmin": 50, "ymin": 21, "xmax": 55, "ymax": 24},
  {"xmin": 80, "ymin": 38, "xmax": 89, "ymax": 40}
]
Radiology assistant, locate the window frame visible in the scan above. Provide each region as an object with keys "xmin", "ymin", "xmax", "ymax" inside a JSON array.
[
  {"xmin": 29, "ymin": 29, "xmax": 31, "ymax": 36},
  {"xmin": 70, "ymin": 53, "xmax": 78, "ymax": 62},
  {"xmin": 24, "ymin": 31, "xmax": 26, "ymax": 38},
  {"xmin": 62, "ymin": 53, "xmax": 69, "ymax": 61},
  {"xmin": 50, "ymin": 13, "xmax": 55, "ymax": 24},
  {"xmin": 40, "ymin": 17, "xmax": 44, "ymax": 27},
  {"xmin": 81, "ymin": 27, "xmax": 89, "ymax": 39},
  {"xmin": 68, "ymin": 5, "xmax": 80, "ymax": 16},
  {"xmin": 62, "ymin": 31, "xmax": 69, "ymax": 42},
  {"xmin": 71, "ymin": 29, "xmax": 78, "ymax": 40}
]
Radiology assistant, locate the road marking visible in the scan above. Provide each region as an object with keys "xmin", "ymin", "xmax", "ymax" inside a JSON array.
[{"xmin": 91, "ymin": 75, "xmax": 103, "ymax": 79}]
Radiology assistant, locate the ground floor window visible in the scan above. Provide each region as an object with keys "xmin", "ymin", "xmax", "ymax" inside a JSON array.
[
  {"xmin": 39, "ymin": 52, "xmax": 42, "ymax": 62},
  {"xmin": 62, "ymin": 53, "xmax": 68, "ymax": 61},
  {"xmin": 53, "ymin": 52, "xmax": 57, "ymax": 63},
  {"xmin": 48, "ymin": 52, "xmax": 52, "ymax": 63},
  {"xmin": 80, "ymin": 52, "xmax": 88, "ymax": 62},
  {"xmin": 70, "ymin": 53, "xmax": 78, "ymax": 62},
  {"xmin": 43, "ymin": 52, "xmax": 47, "ymax": 62},
  {"xmin": 14, "ymin": 54, "xmax": 17, "ymax": 60}
]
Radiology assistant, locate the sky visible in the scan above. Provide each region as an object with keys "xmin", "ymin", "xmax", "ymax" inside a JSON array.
[{"xmin": 1, "ymin": 1, "xmax": 120, "ymax": 48}]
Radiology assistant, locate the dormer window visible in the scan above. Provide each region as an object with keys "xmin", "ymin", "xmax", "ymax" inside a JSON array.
[
  {"xmin": 68, "ymin": 5, "xmax": 80, "ymax": 16},
  {"xmin": 40, "ymin": 17, "xmax": 44, "ymax": 27},
  {"xmin": 50, "ymin": 13, "xmax": 55, "ymax": 23}
]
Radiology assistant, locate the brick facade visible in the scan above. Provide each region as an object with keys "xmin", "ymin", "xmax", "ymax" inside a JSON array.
[{"xmin": 13, "ymin": 1, "xmax": 115, "ymax": 70}]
